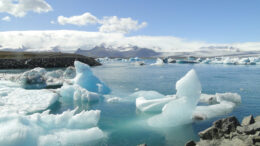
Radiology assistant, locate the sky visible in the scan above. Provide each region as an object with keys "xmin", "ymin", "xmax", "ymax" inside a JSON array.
[{"xmin": 0, "ymin": 0, "xmax": 260, "ymax": 52}]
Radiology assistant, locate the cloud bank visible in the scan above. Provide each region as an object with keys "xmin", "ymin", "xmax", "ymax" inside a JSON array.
[
  {"xmin": 0, "ymin": 30, "xmax": 260, "ymax": 54},
  {"xmin": 56, "ymin": 12, "xmax": 147, "ymax": 34},
  {"xmin": 0, "ymin": 0, "xmax": 52, "ymax": 17}
]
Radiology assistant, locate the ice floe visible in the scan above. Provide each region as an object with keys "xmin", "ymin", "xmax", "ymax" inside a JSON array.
[
  {"xmin": 0, "ymin": 108, "xmax": 105, "ymax": 146},
  {"xmin": 5, "ymin": 66, "xmax": 76, "ymax": 89},
  {"xmin": 133, "ymin": 69, "xmax": 241, "ymax": 127},
  {"xmin": 0, "ymin": 81, "xmax": 59, "ymax": 114},
  {"xmin": 148, "ymin": 69, "xmax": 201, "ymax": 127}
]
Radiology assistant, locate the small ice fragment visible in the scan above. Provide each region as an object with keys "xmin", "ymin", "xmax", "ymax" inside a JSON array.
[{"xmin": 151, "ymin": 58, "xmax": 164, "ymax": 65}]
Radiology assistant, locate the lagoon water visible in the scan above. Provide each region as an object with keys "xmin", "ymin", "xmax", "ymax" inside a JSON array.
[{"xmin": 1, "ymin": 60, "xmax": 260, "ymax": 146}]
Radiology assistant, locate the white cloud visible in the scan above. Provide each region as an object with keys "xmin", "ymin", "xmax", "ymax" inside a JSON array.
[
  {"xmin": 57, "ymin": 12, "xmax": 99, "ymax": 26},
  {"xmin": 0, "ymin": 0, "xmax": 52, "ymax": 17},
  {"xmin": 0, "ymin": 30, "xmax": 260, "ymax": 55},
  {"xmin": 2, "ymin": 16, "xmax": 11, "ymax": 21},
  {"xmin": 56, "ymin": 12, "xmax": 147, "ymax": 34},
  {"xmin": 50, "ymin": 20, "xmax": 55, "ymax": 24},
  {"xmin": 99, "ymin": 16, "xmax": 147, "ymax": 34}
]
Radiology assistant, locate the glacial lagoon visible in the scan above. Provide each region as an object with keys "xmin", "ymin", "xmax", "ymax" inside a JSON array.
[{"xmin": 0, "ymin": 59, "xmax": 260, "ymax": 146}]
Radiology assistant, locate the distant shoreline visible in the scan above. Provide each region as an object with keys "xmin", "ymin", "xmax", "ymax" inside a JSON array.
[{"xmin": 0, "ymin": 51, "xmax": 101, "ymax": 69}]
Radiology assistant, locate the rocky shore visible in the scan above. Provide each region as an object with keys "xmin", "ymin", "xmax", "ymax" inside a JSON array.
[
  {"xmin": 186, "ymin": 115, "xmax": 260, "ymax": 146},
  {"xmin": 0, "ymin": 51, "xmax": 101, "ymax": 69}
]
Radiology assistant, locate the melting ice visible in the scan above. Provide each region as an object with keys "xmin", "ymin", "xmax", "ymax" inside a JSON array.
[
  {"xmin": 134, "ymin": 69, "xmax": 241, "ymax": 127},
  {"xmin": 0, "ymin": 61, "xmax": 108, "ymax": 146},
  {"xmin": 0, "ymin": 60, "xmax": 243, "ymax": 145}
]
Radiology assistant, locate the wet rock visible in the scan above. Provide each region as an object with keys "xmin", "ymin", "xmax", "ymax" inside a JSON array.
[
  {"xmin": 199, "ymin": 127, "xmax": 219, "ymax": 140},
  {"xmin": 185, "ymin": 140, "xmax": 196, "ymax": 146},
  {"xmin": 241, "ymin": 115, "xmax": 255, "ymax": 126},
  {"xmin": 213, "ymin": 116, "xmax": 240, "ymax": 134},
  {"xmin": 194, "ymin": 115, "xmax": 260, "ymax": 146},
  {"xmin": 199, "ymin": 116, "xmax": 240, "ymax": 140}
]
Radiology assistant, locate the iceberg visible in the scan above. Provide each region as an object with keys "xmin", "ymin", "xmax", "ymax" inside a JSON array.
[
  {"xmin": 148, "ymin": 69, "xmax": 201, "ymax": 127},
  {"xmin": 74, "ymin": 61, "xmax": 110, "ymax": 94},
  {"xmin": 132, "ymin": 69, "xmax": 241, "ymax": 127}
]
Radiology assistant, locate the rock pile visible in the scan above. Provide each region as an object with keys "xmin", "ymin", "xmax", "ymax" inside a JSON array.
[{"xmin": 186, "ymin": 115, "xmax": 260, "ymax": 146}]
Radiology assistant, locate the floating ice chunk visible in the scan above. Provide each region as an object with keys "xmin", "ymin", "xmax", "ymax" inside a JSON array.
[
  {"xmin": 215, "ymin": 93, "xmax": 241, "ymax": 104},
  {"xmin": 0, "ymin": 108, "xmax": 104, "ymax": 146},
  {"xmin": 74, "ymin": 61, "xmax": 110, "ymax": 94},
  {"xmin": 60, "ymin": 84, "xmax": 100, "ymax": 103},
  {"xmin": 45, "ymin": 70, "xmax": 63, "ymax": 79},
  {"xmin": 151, "ymin": 58, "xmax": 164, "ymax": 65},
  {"xmin": 131, "ymin": 90, "xmax": 165, "ymax": 100},
  {"xmin": 194, "ymin": 93, "xmax": 241, "ymax": 120},
  {"xmin": 176, "ymin": 69, "xmax": 201, "ymax": 104},
  {"xmin": 199, "ymin": 93, "xmax": 241, "ymax": 105},
  {"xmin": 0, "ymin": 117, "xmax": 40, "ymax": 146},
  {"xmin": 201, "ymin": 58, "xmax": 212, "ymax": 64},
  {"xmin": 0, "ymin": 80, "xmax": 20, "ymax": 88},
  {"xmin": 35, "ymin": 108, "xmax": 100, "ymax": 129},
  {"xmin": 238, "ymin": 58, "xmax": 250, "ymax": 65},
  {"xmin": 38, "ymin": 128, "xmax": 105, "ymax": 146},
  {"xmin": 63, "ymin": 66, "xmax": 76, "ymax": 79},
  {"xmin": 199, "ymin": 94, "xmax": 218, "ymax": 104},
  {"xmin": 136, "ymin": 96, "xmax": 175, "ymax": 112},
  {"xmin": 19, "ymin": 67, "xmax": 47, "ymax": 88},
  {"xmin": 0, "ymin": 88, "xmax": 58, "ymax": 114},
  {"xmin": 133, "ymin": 90, "xmax": 176, "ymax": 112},
  {"xmin": 193, "ymin": 101, "xmax": 236, "ymax": 120},
  {"xmin": 148, "ymin": 69, "xmax": 201, "ymax": 127},
  {"xmin": 105, "ymin": 96, "xmax": 123, "ymax": 103}
]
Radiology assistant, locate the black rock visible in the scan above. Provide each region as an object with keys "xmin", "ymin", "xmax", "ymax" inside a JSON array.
[{"xmin": 185, "ymin": 140, "xmax": 196, "ymax": 146}]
